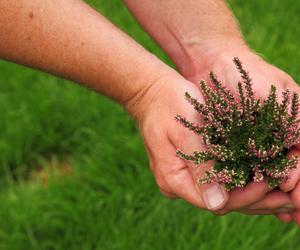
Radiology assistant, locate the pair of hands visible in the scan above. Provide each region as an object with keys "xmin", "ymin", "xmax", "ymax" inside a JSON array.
[{"xmin": 128, "ymin": 46, "xmax": 300, "ymax": 225}]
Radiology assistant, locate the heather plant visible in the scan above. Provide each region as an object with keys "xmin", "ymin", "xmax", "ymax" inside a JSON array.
[{"xmin": 176, "ymin": 58, "xmax": 300, "ymax": 190}]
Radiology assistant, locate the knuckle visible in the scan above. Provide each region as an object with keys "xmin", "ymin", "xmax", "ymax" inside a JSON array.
[
  {"xmin": 164, "ymin": 170, "xmax": 183, "ymax": 192},
  {"xmin": 154, "ymin": 163, "xmax": 187, "ymax": 198},
  {"xmin": 153, "ymin": 163, "xmax": 184, "ymax": 191},
  {"xmin": 141, "ymin": 121, "xmax": 163, "ymax": 141}
]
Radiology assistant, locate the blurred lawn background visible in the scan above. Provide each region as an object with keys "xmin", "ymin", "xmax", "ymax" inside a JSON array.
[{"xmin": 0, "ymin": 0, "xmax": 299, "ymax": 249}]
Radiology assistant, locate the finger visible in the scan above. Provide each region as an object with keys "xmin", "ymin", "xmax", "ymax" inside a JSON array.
[
  {"xmin": 192, "ymin": 161, "xmax": 228, "ymax": 211},
  {"xmin": 142, "ymin": 123, "xmax": 192, "ymax": 201},
  {"xmin": 217, "ymin": 179, "xmax": 271, "ymax": 214},
  {"xmin": 147, "ymin": 151, "xmax": 175, "ymax": 197},
  {"xmin": 279, "ymin": 148, "xmax": 300, "ymax": 192},
  {"xmin": 223, "ymin": 190, "xmax": 293, "ymax": 216},
  {"xmin": 166, "ymin": 166, "xmax": 211, "ymax": 208},
  {"xmin": 275, "ymin": 213, "xmax": 293, "ymax": 223},
  {"xmin": 239, "ymin": 209, "xmax": 279, "ymax": 215},
  {"xmin": 154, "ymin": 155, "xmax": 206, "ymax": 208},
  {"xmin": 291, "ymin": 179, "xmax": 300, "ymax": 209},
  {"xmin": 246, "ymin": 190, "xmax": 293, "ymax": 210},
  {"xmin": 170, "ymin": 121, "xmax": 229, "ymax": 211},
  {"xmin": 144, "ymin": 126, "xmax": 206, "ymax": 208},
  {"xmin": 284, "ymin": 78, "xmax": 300, "ymax": 151}
]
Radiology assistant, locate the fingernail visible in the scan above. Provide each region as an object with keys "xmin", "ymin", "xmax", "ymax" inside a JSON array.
[{"xmin": 203, "ymin": 184, "xmax": 226, "ymax": 210}]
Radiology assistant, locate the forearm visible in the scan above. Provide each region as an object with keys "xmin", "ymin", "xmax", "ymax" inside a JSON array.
[
  {"xmin": 124, "ymin": 0, "xmax": 249, "ymax": 77},
  {"xmin": 0, "ymin": 0, "xmax": 177, "ymax": 111}
]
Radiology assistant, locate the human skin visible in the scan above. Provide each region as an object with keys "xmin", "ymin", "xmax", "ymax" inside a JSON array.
[
  {"xmin": 124, "ymin": 0, "xmax": 300, "ymax": 223},
  {"xmin": 0, "ymin": 0, "xmax": 296, "ymax": 220}
]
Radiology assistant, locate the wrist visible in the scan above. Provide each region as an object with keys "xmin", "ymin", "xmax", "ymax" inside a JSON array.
[
  {"xmin": 170, "ymin": 36, "xmax": 251, "ymax": 81},
  {"xmin": 124, "ymin": 68, "xmax": 183, "ymax": 123}
]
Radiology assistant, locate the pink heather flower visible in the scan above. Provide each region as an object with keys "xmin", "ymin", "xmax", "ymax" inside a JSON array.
[{"xmin": 253, "ymin": 166, "xmax": 264, "ymax": 182}]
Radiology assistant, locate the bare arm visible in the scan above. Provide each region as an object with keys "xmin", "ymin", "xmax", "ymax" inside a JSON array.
[
  {"xmin": 123, "ymin": 0, "xmax": 248, "ymax": 78},
  {"xmin": 0, "ymin": 0, "xmax": 178, "ymax": 113}
]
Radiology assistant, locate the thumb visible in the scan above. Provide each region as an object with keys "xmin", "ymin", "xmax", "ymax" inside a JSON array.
[
  {"xmin": 175, "ymin": 125, "xmax": 229, "ymax": 211},
  {"xmin": 192, "ymin": 160, "xmax": 229, "ymax": 211}
]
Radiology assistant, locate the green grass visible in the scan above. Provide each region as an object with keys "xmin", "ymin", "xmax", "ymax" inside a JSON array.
[{"xmin": 0, "ymin": 0, "xmax": 299, "ymax": 249}]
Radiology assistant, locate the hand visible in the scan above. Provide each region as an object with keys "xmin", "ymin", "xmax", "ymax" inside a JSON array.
[
  {"xmin": 126, "ymin": 73, "xmax": 293, "ymax": 215},
  {"xmin": 182, "ymin": 45, "xmax": 300, "ymax": 222}
]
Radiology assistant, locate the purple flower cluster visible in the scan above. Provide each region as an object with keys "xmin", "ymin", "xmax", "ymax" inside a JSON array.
[{"xmin": 176, "ymin": 58, "xmax": 300, "ymax": 190}]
